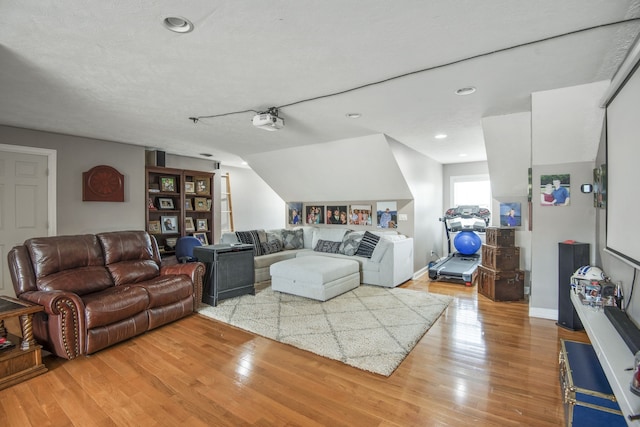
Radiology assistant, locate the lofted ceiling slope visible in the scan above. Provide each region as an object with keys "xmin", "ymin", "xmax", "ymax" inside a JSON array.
[{"xmin": 1, "ymin": 1, "xmax": 640, "ymax": 166}]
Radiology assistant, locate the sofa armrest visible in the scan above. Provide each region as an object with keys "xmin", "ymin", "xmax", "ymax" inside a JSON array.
[
  {"xmin": 19, "ymin": 290, "xmax": 86, "ymax": 359},
  {"xmin": 363, "ymin": 237, "xmax": 414, "ymax": 287},
  {"xmin": 161, "ymin": 262, "xmax": 205, "ymax": 310}
]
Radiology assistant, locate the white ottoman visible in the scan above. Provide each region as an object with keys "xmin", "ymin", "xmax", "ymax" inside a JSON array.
[{"xmin": 270, "ymin": 256, "xmax": 360, "ymax": 301}]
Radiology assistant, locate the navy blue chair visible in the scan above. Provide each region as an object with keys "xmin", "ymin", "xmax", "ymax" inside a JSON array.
[{"xmin": 175, "ymin": 236, "xmax": 203, "ymax": 263}]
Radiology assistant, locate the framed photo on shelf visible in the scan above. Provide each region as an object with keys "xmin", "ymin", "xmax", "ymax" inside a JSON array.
[
  {"xmin": 185, "ymin": 217, "xmax": 195, "ymax": 232},
  {"xmin": 157, "ymin": 197, "xmax": 174, "ymax": 210},
  {"xmin": 148, "ymin": 220, "xmax": 161, "ymax": 233},
  {"xmin": 193, "ymin": 232, "xmax": 208, "ymax": 245},
  {"xmin": 196, "ymin": 218, "xmax": 208, "ymax": 231},
  {"xmin": 194, "ymin": 197, "xmax": 208, "ymax": 211},
  {"xmin": 160, "ymin": 216, "xmax": 178, "ymax": 233},
  {"xmin": 195, "ymin": 177, "xmax": 210, "ymax": 195},
  {"xmin": 160, "ymin": 177, "xmax": 176, "ymax": 192},
  {"xmin": 185, "ymin": 199, "xmax": 192, "ymax": 211},
  {"xmin": 185, "ymin": 181, "xmax": 195, "ymax": 194}
]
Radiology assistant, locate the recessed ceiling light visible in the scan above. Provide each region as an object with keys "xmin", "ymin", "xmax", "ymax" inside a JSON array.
[
  {"xmin": 455, "ymin": 86, "xmax": 476, "ymax": 96},
  {"xmin": 163, "ymin": 17, "xmax": 194, "ymax": 33},
  {"xmin": 346, "ymin": 113, "xmax": 362, "ymax": 119},
  {"xmin": 459, "ymin": 153, "xmax": 468, "ymax": 157},
  {"xmin": 241, "ymin": 161, "xmax": 248, "ymax": 165},
  {"xmin": 435, "ymin": 134, "xmax": 447, "ymax": 139}
]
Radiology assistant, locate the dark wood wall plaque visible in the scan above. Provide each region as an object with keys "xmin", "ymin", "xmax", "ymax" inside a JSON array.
[{"xmin": 82, "ymin": 165, "xmax": 124, "ymax": 202}]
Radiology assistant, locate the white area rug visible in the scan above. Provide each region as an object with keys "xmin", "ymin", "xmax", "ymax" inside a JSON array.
[{"xmin": 198, "ymin": 284, "xmax": 452, "ymax": 376}]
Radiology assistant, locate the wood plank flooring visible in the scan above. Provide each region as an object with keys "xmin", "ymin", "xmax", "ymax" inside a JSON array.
[{"xmin": 0, "ymin": 278, "xmax": 589, "ymax": 426}]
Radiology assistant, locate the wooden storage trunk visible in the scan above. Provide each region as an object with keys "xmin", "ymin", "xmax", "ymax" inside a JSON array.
[
  {"xmin": 481, "ymin": 244, "xmax": 520, "ymax": 271},
  {"xmin": 477, "ymin": 265, "xmax": 524, "ymax": 301},
  {"xmin": 559, "ymin": 339, "xmax": 625, "ymax": 426},
  {"xmin": 485, "ymin": 227, "xmax": 515, "ymax": 247}
]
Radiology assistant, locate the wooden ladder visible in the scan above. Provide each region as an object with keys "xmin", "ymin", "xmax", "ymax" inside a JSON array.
[{"xmin": 220, "ymin": 173, "xmax": 234, "ymax": 232}]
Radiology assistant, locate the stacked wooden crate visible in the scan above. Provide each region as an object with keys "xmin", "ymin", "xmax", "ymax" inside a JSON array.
[{"xmin": 478, "ymin": 227, "xmax": 524, "ymax": 301}]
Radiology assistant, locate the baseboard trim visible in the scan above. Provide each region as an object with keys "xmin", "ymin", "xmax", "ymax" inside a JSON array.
[
  {"xmin": 413, "ymin": 266, "xmax": 429, "ymax": 280},
  {"xmin": 529, "ymin": 307, "xmax": 557, "ymax": 320}
]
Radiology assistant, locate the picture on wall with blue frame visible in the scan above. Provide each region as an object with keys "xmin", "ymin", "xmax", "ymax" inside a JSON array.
[{"xmin": 500, "ymin": 202, "xmax": 521, "ymax": 227}]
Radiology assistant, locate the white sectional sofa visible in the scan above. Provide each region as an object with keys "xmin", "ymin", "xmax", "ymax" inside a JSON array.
[{"xmin": 220, "ymin": 226, "xmax": 414, "ymax": 288}]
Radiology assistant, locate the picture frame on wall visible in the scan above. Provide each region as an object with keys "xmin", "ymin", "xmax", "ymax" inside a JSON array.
[
  {"xmin": 325, "ymin": 205, "xmax": 348, "ymax": 225},
  {"xmin": 305, "ymin": 205, "xmax": 323, "ymax": 224},
  {"xmin": 500, "ymin": 202, "xmax": 521, "ymax": 227},
  {"xmin": 193, "ymin": 232, "xmax": 208, "ymax": 245},
  {"xmin": 288, "ymin": 202, "xmax": 302, "ymax": 225},
  {"xmin": 157, "ymin": 197, "xmax": 174, "ymax": 210},
  {"xmin": 185, "ymin": 199, "xmax": 192, "ymax": 211},
  {"xmin": 540, "ymin": 174, "xmax": 571, "ymax": 206},
  {"xmin": 376, "ymin": 201, "xmax": 398, "ymax": 228},
  {"xmin": 160, "ymin": 216, "xmax": 178, "ymax": 233},
  {"xmin": 185, "ymin": 217, "xmax": 195, "ymax": 232},
  {"xmin": 195, "ymin": 177, "xmax": 210, "ymax": 195},
  {"xmin": 349, "ymin": 204, "xmax": 372, "ymax": 226},
  {"xmin": 160, "ymin": 176, "xmax": 176, "ymax": 192},
  {"xmin": 185, "ymin": 181, "xmax": 195, "ymax": 194}
]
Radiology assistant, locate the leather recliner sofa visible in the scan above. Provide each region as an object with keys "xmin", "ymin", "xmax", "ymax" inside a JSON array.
[{"xmin": 7, "ymin": 230, "xmax": 204, "ymax": 360}]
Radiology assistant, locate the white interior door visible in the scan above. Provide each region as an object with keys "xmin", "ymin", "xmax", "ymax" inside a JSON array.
[{"xmin": 0, "ymin": 147, "xmax": 52, "ymax": 296}]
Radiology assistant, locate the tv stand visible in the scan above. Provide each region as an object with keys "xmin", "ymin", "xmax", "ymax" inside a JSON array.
[
  {"xmin": 571, "ymin": 291, "xmax": 640, "ymax": 424},
  {"xmin": 193, "ymin": 244, "xmax": 255, "ymax": 306}
]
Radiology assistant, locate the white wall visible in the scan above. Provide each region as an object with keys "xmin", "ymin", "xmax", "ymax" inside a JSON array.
[
  {"xmin": 245, "ymin": 134, "xmax": 413, "ymax": 202},
  {"xmin": 387, "ymin": 137, "xmax": 443, "ymax": 274},
  {"xmin": 0, "ymin": 125, "xmax": 145, "ymax": 235},
  {"xmin": 219, "ymin": 165, "xmax": 285, "ymax": 236},
  {"xmin": 482, "ymin": 112, "xmax": 532, "ymax": 288}
]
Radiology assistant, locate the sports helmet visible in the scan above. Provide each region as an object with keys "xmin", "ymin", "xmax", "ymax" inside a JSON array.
[{"xmin": 570, "ymin": 265, "xmax": 606, "ymax": 286}]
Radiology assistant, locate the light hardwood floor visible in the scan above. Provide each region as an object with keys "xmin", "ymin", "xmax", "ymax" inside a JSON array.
[{"xmin": 0, "ymin": 278, "xmax": 588, "ymax": 426}]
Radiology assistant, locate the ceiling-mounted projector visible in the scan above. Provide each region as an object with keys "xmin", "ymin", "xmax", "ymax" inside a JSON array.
[{"xmin": 252, "ymin": 113, "xmax": 284, "ymax": 131}]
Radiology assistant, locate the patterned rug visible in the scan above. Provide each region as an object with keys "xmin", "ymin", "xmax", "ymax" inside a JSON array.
[{"xmin": 198, "ymin": 284, "xmax": 452, "ymax": 376}]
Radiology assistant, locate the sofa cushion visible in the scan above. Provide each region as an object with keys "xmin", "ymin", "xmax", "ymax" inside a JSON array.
[
  {"xmin": 355, "ymin": 231, "xmax": 380, "ymax": 258},
  {"xmin": 371, "ymin": 238, "xmax": 392, "ymax": 262},
  {"xmin": 254, "ymin": 249, "xmax": 303, "ymax": 269},
  {"xmin": 26, "ymin": 234, "xmax": 106, "ymax": 278},
  {"xmin": 339, "ymin": 231, "xmax": 364, "ymax": 256},
  {"xmin": 311, "ymin": 228, "xmax": 350, "ymax": 249},
  {"xmin": 97, "ymin": 231, "xmax": 159, "ymax": 265},
  {"xmin": 266, "ymin": 229, "xmax": 283, "ymax": 245},
  {"xmin": 83, "ymin": 285, "xmax": 150, "ymax": 329},
  {"xmin": 236, "ymin": 230, "xmax": 265, "ymax": 256},
  {"xmin": 261, "ymin": 240, "xmax": 283, "ymax": 255},
  {"xmin": 134, "ymin": 275, "xmax": 194, "ymax": 309},
  {"xmin": 314, "ymin": 239, "xmax": 341, "ymax": 254},
  {"xmin": 36, "ymin": 267, "xmax": 114, "ymax": 296},
  {"xmin": 282, "ymin": 228, "xmax": 304, "ymax": 249},
  {"xmin": 107, "ymin": 260, "xmax": 160, "ymax": 286}
]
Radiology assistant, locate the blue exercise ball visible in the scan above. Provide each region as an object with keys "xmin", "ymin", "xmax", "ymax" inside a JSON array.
[{"xmin": 454, "ymin": 230, "xmax": 482, "ymax": 255}]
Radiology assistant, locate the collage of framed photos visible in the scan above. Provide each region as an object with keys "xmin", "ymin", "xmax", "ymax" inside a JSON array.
[{"xmin": 287, "ymin": 201, "xmax": 399, "ymax": 229}]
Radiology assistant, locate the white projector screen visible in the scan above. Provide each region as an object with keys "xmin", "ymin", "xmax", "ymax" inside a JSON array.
[{"xmin": 606, "ymin": 61, "xmax": 640, "ymax": 268}]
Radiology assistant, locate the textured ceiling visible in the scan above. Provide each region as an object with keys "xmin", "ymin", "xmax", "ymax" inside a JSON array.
[{"xmin": 1, "ymin": 1, "xmax": 640, "ymax": 166}]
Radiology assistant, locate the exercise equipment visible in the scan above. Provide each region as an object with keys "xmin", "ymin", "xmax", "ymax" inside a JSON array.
[{"xmin": 428, "ymin": 205, "xmax": 490, "ymax": 286}]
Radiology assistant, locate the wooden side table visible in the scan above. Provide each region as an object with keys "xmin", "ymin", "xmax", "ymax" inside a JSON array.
[{"xmin": 0, "ymin": 296, "xmax": 48, "ymax": 390}]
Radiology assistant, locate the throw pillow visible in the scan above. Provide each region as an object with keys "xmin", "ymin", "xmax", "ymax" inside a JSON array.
[
  {"xmin": 370, "ymin": 238, "xmax": 391, "ymax": 262},
  {"xmin": 261, "ymin": 240, "xmax": 283, "ymax": 255},
  {"xmin": 314, "ymin": 239, "xmax": 341, "ymax": 254},
  {"xmin": 236, "ymin": 230, "xmax": 264, "ymax": 256},
  {"xmin": 355, "ymin": 231, "xmax": 380, "ymax": 258},
  {"xmin": 282, "ymin": 228, "xmax": 304, "ymax": 250},
  {"xmin": 339, "ymin": 231, "xmax": 364, "ymax": 256}
]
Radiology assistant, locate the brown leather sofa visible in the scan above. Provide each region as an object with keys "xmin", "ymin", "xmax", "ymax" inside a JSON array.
[{"xmin": 7, "ymin": 230, "xmax": 204, "ymax": 360}]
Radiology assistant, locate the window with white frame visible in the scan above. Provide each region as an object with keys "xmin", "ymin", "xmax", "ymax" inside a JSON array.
[{"xmin": 451, "ymin": 175, "xmax": 491, "ymax": 209}]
